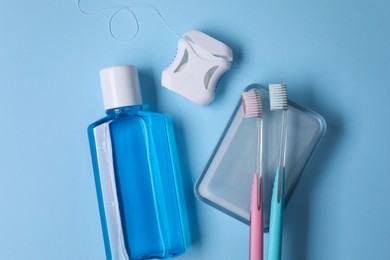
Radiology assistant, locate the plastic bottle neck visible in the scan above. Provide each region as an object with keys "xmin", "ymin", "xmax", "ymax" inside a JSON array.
[{"xmin": 106, "ymin": 105, "xmax": 143, "ymax": 116}]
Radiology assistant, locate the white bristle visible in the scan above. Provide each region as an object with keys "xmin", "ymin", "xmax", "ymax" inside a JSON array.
[
  {"xmin": 269, "ymin": 83, "xmax": 287, "ymax": 111},
  {"xmin": 242, "ymin": 90, "xmax": 262, "ymax": 118}
]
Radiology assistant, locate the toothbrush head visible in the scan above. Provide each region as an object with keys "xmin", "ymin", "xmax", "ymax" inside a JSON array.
[
  {"xmin": 242, "ymin": 90, "xmax": 262, "ymax": 118},
  {"xmin": 269, "ymin": 83, "xmax": 287, "ymax": 111}
]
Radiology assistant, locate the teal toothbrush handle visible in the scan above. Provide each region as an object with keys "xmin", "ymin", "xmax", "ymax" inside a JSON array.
[{"xmin": 268, "ymin": 167, "xmax": 284, "ymax": 260}]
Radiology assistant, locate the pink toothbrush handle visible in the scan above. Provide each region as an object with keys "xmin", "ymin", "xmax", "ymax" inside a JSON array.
[{"xmin": 250, "ymin": 174, "xmax": 263, "ymax": 260}]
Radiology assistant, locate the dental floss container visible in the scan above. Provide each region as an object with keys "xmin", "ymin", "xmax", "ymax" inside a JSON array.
[{"xmin": 161, "ymin": 30, "xmax": 233, "ymax": 106}]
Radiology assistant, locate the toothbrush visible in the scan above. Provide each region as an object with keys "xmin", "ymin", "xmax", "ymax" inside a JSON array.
[
  {"xmin": 242, "ymin": 89, "xmax": 263, "ymax": 260},
  {"xmin": 268, "ymin": 83, "xmax": 288, "ymax": 260}
]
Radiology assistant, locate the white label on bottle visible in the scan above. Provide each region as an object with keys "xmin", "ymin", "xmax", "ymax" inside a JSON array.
[{"xmin": 94, "ymin": 123, "xmax": 129, "ymax": 260}]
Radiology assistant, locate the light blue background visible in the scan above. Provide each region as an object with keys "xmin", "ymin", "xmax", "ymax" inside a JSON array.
[{"xmin": 1, "ymin": 0, "xmax": 389, "ymax": 259}]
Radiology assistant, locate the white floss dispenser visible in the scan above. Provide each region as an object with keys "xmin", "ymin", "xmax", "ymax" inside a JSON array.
[{"xmin": 162, "ymin": 30, "xmax": 233, "ymax": 106}]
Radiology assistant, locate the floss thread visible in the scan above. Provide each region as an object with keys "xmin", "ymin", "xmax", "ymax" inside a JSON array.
[{"xmin": 77, "ymin": 0, "xmax": 182, "ymax": 42}]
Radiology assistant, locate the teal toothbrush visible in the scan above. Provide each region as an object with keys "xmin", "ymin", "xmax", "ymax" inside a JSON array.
[{"xmin": 268, "ymin": 83, "xmax": 288, "ymax": 260}]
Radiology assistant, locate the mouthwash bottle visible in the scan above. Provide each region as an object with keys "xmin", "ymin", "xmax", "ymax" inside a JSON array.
[{"xmin": 88, "ymin": 65, "xmax": 186, "ymax": 260}]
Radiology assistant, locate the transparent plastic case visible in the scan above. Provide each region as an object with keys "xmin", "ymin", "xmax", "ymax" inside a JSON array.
[{"xmin": 195, "ymin": 84, "xmax": 326, "ymax": 230}]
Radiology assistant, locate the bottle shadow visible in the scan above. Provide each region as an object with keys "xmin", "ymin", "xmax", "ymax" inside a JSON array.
[
  {"xmin": 138, "ymin": 71, "xmax": 159, "ymax": 111},
  {"xmin": 283, "ymin": 85, "xmax": 344, "ymax": 260},
  {"xmin": 171, "ymin": 119, "xmax": 202, "ymax": 247}
]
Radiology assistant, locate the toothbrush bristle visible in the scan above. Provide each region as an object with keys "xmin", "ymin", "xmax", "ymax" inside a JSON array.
[
  {"xmin": 242, "ymin": 90, "xmax": 262, "ymax": 118},
  {"xmin": 269, "ymin": 83, "xmax": 287, "ymax": 111}
]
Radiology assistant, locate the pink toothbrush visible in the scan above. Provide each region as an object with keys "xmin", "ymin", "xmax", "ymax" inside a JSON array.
[{"xmin": 242, "ymin": 89, "xmax": 263, "ymax": 260}]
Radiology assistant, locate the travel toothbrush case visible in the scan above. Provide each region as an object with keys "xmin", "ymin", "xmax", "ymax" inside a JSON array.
[{"xmin": 195, "ymin": 84, "xmax": 326, "ymax": 230}]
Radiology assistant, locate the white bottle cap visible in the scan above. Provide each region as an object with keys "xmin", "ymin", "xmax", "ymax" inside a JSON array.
[{"xmin": 99, "ymin": 65, "xmax": 142, "ymax": 110}]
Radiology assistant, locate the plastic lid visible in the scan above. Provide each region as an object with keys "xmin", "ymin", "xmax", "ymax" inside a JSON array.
[
  {"xmin": 184, "ymin": 30, "xmax": 233, "ymax": 62},
  {"xmin": 99, "ymin": 65, "xmax": 142, "ymax": 110}
]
